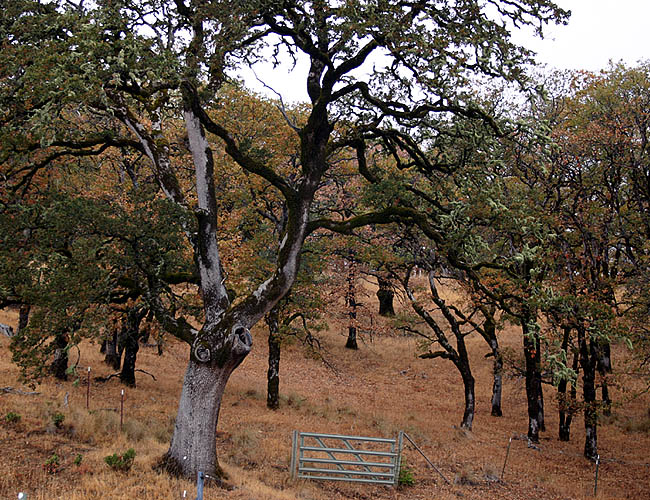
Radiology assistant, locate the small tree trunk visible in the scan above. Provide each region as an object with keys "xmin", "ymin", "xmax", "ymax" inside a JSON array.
[
  {"xmin": 18, "ymin": 304, "xmax": 30, "ymax": 334},
  {"xmin": 558, "ymin": 326, "xmax": 573, "ymax": 441},
  {"xmin": 482, "ymin": 313, "xmax": 503, "ymax": 417},
  {"xmin": 376, "ymin": 277, "xmax": 395, "ymax": 317},
  {"xmin": 523, "ymin": 310, "xmax": 541, "ymax": 443},
  {"xmin": 345, "ymin": 263, "xmax": 358, "ymax": 350},
  {"xmin": 579, "ymin": 326, "xmax": 598, "ymax": 460},
  {"xmin": 597, "ymin": 342, "xmax": 612, "ymax": 416},
  {"xmin": 266, "ymin": 307, "xmax": 281, "ymax": 410},
  {"xmin": 104, "ymin": 330, "xmax": 121, "ymax": 370},
  {"xmin": 119, "ymin": 308, "xmax": 145, "ymax": 387},
  {"xmin": 559, "ymin": 349, "xmax": 579, "ymax": 441},
  {"xmin": 461, "ymin": 370, "xmax": 475, "ymax": 430},
  {"xmin": 537, "ymin": 378, "xmax": 546, "ymax": 432},
  {"xmin": 51, "ymin": 333, "xmax": 69, "ymax": 381},
  {"xmin": 120, "ymin": 333, "xmax": 139, "ymax": 387}
]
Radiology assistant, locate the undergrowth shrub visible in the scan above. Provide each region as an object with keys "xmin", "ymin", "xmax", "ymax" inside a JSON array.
[
  {"xmin": 4, "ymin": 412, "xmax": 21, "ymax": 424},
  {"xmin": 43, "ymin": 453, "xmax": 60, "ymax": 474},
  {"xmin": 398, "ymin": 459, "xmax": 416, "ymax": 487},
  {"xmin": 52, "ymin": 412, "xmax": 65, "ymax": 428},
  {"xmin": 104, "ymin": 448, "xmax": 136, "ymax": 472}
]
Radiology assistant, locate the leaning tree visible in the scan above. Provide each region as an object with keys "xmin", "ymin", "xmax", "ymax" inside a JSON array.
[{"xmin": 1, "ymin": 0, "xmax": 569, "ymax": 480}]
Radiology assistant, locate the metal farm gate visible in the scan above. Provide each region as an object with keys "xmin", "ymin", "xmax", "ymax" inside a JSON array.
[{"xmin": 290, "ymin": 431, "xmax": 404, "ymax": 486}]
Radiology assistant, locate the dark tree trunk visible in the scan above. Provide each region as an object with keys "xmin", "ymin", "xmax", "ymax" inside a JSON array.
[
  {"xmin": 157, "ymin": 333, "xmax": 164, "ymax": 356},
  {"xmin": 161, "ymin": 326, "xmax": 252, "ymax": 481},
  {"xmin": 376, "ymin": 277, "xmax": 395, "ymax": 317},
  {"xmin": 119, "ymin": 307, "xmax": 146, "ymax": 387},
  {"xmin": 104, "ymin": 329, "xmax": 121, "ymax": 370},
  {"xmin": 457, "ymin": 338, "xmax": 475, "ymax": 430},
  {"xmin": 18, "ymin": 304, "xmax": 30, "ymax": 334},
  {"xmin": 481, "ymin": 312, "xmax": 503, "ymax": 417},
  {"xmin": 50, "ymin": 333, "xmax": 69, "ymax": 381},
  {"xmin": 523, "ymin": 309, "xmax": 542, "ymax": 443},
  {"xmin": 266, "ymin": 306, "xmax": 281, "ymax": 410},
  {"xmin": 537, "ymin": 377, "xmax": 546, "ymax": 432},
  {"xmin": 558, "ymin": 326, "xmax": 574, "ymax": 441},
  {"xmin": 578, "ymin": 325, "xmax": 599, "ymax": 460},
  {"xmin": 491, "ymin": 352, "xmax": 503, "ymax": 417},
  {"xmin": 597, "ymin": 342, "xmax": 612, "ymax": 416},
  {"xmin": 345, "ymin": 263, "xmax": 358, "ymax": 350},
  {"xmin": 559, "ymin": 348, "xmax": 579, "ymax": 441}
]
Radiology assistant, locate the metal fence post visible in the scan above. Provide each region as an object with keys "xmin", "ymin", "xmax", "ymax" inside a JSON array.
[
  {"xmin": 394, "ymin": 431, "xmax": 404, "ymax": 487},
  {"xmin": 501, "ymin": 436, "xmax": 513, "ymax": 480},
  {"xmin": 290, "ymin": 430, "xmax": 298, "ymax": 480},
  {"xmin": 195, "ymin": 471, "xmax": 204, "ymax": 500},
  {"xmin": 594, "ymin": 455, "xmax": 600, "ymax": 497}
]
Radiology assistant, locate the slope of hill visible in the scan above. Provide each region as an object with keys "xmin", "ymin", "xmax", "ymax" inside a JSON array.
[{"xmin": 1, "ymin": 290, "xmax": 649, "ymax": 500}]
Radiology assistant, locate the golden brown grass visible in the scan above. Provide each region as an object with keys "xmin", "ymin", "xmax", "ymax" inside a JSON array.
[{"xmin": 1, "ymin": 285, "xmax": 649, "ymax": 500}]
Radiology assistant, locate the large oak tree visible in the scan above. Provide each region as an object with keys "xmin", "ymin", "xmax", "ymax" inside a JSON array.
[{"xmin": 1, "ymin": 0, "xmax": 568, "ymax": 480}]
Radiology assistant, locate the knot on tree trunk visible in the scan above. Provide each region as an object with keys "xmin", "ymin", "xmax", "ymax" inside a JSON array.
[{"xmin": 192, "ymin": 323, "xmax": 253, "ymax": 367}]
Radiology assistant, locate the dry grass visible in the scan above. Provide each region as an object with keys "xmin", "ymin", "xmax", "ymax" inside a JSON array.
[{"xmin": 1, "ymin": 282, "xmax": 650, "ymax": 500}]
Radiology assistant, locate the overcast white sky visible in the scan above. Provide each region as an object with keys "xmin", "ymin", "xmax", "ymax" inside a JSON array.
[
  {"xmin": 513, "ymin": 0, "xmax": 650, "ymax": 71},
  {"xmin": 239, "ymin": 0, "xmax": 650, "ymax": 103}
]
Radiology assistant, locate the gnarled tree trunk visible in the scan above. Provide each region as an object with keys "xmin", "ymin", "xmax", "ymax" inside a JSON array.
[
  {"xmin": 376, "ymin": 277, "xmax": 395, "ymax": 316},
  {"xmin": 161, "ymin": 325, "xmax": 252, "ymax": 480}
]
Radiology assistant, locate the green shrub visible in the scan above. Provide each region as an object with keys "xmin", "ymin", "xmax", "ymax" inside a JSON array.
[
  {"xmin": 398, "ymin": 460, "xmax": 416, "ymax": 487},
  {"xmin": 4, "ymin": 412, "xmax": 21, "ymax": 424},
  {"xmin": 73, "ymin": 453, "xmax": 83, "ymax": 466},
  {"xmin": 43, "ymin": 453, "xmax": 60, "ymax": 474},
  {"xmin": 104, "ymin": 448, "xmax": 136, "ymax": 472},
  {"xmin": 52, "ymin": 412, "xmax": 65, "ymax": 428}
]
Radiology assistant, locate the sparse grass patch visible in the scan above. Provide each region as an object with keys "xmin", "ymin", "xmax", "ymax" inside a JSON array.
[
  {"xmin": 286, "ymin": 392, "xmax": 307, "ymax": 408},
  {"xmin": 454, "ymin": 464, "xmax": 480, "ymax": 486},
  {"xmin": 122, "ymin": 417, "xmax": 147, "ymax": 442},
  {"xmin": 620, "ymin": 415, "xmax": 650, "ymax": 434},
  {"xmin": 151, "ymin": 414, "xmax": 176, "ymax": 443},
  {"xmin": 227, "ymin": 427, "xmax": 264, "ymax": 467},
  {"xmin": 71, "ymin": 407, "xmax": 120, "ymax": 444}
]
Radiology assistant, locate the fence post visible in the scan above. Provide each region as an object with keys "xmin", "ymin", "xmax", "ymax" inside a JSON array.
[
  {"xmin": 594, "ymin": 455, "xmax": 600, "ymax": 497},
  {"xmin": 120, "ymin": 389, "xmax": 124, "ymax": 431},
  {"xmin": 501, "ymin": 436, "xmax": 513, "ymax": 480},
  {"xmin": 394, "ymin": 431, "xmax": 404, "ymax": 487},
  {"xmin": 290, "ymin": 430, "xmax": 298, "ymax": 480},
  {"xmin": 86, "ymin": 366, "xmax": 91, "ymax": 409},
  {"xmin": 195, "ymin": 471, "xmax": 204, "ymax": 500}
]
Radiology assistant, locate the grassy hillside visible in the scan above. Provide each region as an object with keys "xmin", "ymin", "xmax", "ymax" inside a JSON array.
[{"xmin": 1, "ymin": 283, "xmax": 649, "ymax": 500}]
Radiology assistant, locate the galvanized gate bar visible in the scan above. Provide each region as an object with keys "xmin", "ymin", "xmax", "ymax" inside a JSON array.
[
  {"xmin": 291, "ymin": 431, "xmax": 403, "ymax": 486},
  {"xmin": 300, "ymin": 446, "xmax": 396, "ymax": 456}
]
